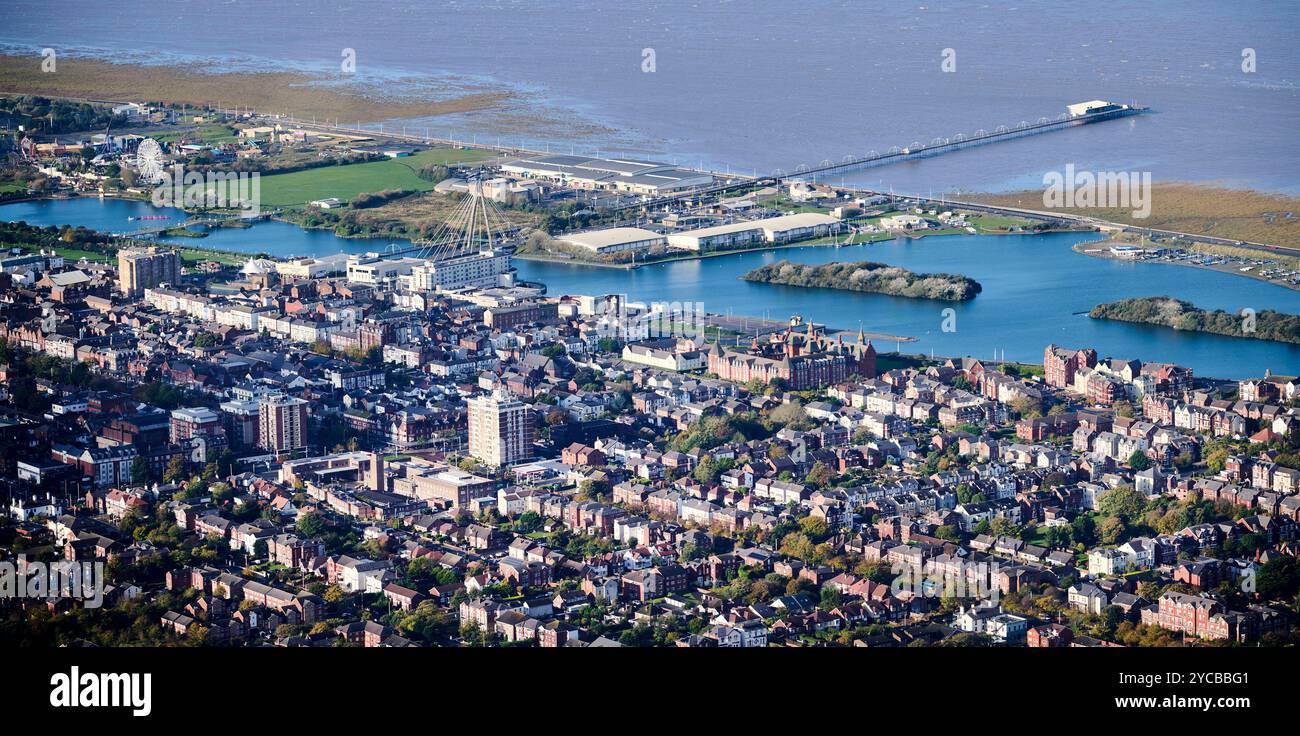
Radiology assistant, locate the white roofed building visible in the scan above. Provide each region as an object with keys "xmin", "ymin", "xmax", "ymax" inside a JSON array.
[
  {"xmin": 558, "ymin": 227, "xmax": 666, "ymax": 254},
  {"xmin": 501, "ymin": 154, "xmax": 712, "ymax": 194},
  {"xmin": 666, "ymin": 213, "xmax": 840, "ymax": 252}
]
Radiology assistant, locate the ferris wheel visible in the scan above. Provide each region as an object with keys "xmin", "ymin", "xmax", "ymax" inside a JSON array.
[{"xmin": 135, "ymin": 138, "xmax": 166, "ymax": 183}]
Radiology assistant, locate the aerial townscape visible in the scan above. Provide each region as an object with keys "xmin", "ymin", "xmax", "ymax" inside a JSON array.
[{"xmin": 0, "ymin": 5, "xmax": 1297, "ymax": 690}]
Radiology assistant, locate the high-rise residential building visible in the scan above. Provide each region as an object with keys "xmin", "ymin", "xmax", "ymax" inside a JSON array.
[
  {"xmin": 258, "ymin": 394, "xmax": 309, "ymax": 453},
  {"xmin": 170, "ymin": 406, "xmax": 229, "ymax": 465},
  {"xmin": 467, "ymin": 390, "xmax": 535, "ymax": 467},
  {"xmin": 118, "ymin": 247, "xmax": 181, "ymax": 297},
  {"xmin": 169, "ymin": 407, "xmax": 222, "ymax": 444},
  {"xmin": 220, "ymin": 399, "xmax": 261, "ymax": 450}
]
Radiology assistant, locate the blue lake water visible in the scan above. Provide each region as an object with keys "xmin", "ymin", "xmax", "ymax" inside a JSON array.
[
  {"xmin": 5, "ymin": 197, "xmax": 1297, "ymax": 380},
  {"xmin": 514, "ymin": 232, "xmax": 1300, "ymax": 380},
  {"xmin": 1, "ymin": 197, "xmax": 408, "ymax": 258}
]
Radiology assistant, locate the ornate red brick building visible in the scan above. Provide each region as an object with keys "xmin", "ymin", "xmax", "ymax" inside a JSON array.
[
  {"xmin": 707, "ymin": 319, "xmax": 876, "ymax": 390},
  {"xmin": 1044, "ymin": 344, "xmax": 1096, "ymax": 389}
]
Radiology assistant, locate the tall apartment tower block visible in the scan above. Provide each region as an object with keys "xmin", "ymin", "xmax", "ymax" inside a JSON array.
[
  {"xmin": 258, "ymin": 394, "xmax": 309, "ymax": 453},
  {"xmin": 467, "ymin": 390, "xmax": 535, "ymax": 466},
  {"xmin": 118, "ymin": 247, "xmax": 181, "ymax": 297}
]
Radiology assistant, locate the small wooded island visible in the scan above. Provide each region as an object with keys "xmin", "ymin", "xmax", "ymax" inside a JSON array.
[
  {"xmin": 741, "ymin": 260, "xmax": 983, "ymax": 301},
  {"xmin": 1090, "ymin": 296, "xmax": 1300, "ymax": 345}
]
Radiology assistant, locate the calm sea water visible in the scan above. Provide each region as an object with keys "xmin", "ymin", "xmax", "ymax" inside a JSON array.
[
  {"xmin": 4, "ymin": 197, "xmax": 1298, "ymax": 379},
  {"xmin": 2, "ymin": 0, "xmax": 1298, "ymax": 193}
]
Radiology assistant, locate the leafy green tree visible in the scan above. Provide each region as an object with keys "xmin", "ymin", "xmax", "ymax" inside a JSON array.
[
  {"xmin": 163, "ymin": 456, "xmax": 188, "ymax": 483},
  {"xmin": 1098, "ymin": 485, "xmax": 1145, "ymax": 522},
  {"xmin": 1196, "ymin": 444, "xmax": 1227, "ymax": 473},
  {"xmin": 1098, "ymin": 515, "xmax": 1127, "ymax": 545},
  {"xmin": 1256, "ymin": 557, "xmax": 1299, "ymax": 601},
  {"xmin": 1010, "ymin": 397, "xmax": 1042, "ymax": 420},
  {"xmin": 1043, "ymin": 525, "xmax": 1072, "ymax": 549},
  {"xmin": 935, "ymin": 525, "xmax": 963, "ymax": 543},
  {"xmin": 578, "ymin": 478, "xmax": 610, "ymax": 501},
  {"xmin": 396, "ymin": 601, "xmax": 454, "ymax": 642},
  {"xmin": 805, "ymin": 461, "xmax": 834, "ymax": 489},
  {"xmin": 297, "ymin": 511, "xmax": 326, "ymax": 538},
  {"xmin": 989, "ymin": 517, "xmax": 1019, "ymax": 538},
  {"xmin": 1128, "ymin": 450, "xmax": 1151, "ymax": 471},
  {"xmin": 799, "ymin": 516, "xmax": 829, "ymax": 541},
  {"xmin": 819, "ymin": 586, "xmax": 842, "ymax": 610},
  {"xmin": 936, "ymin": 632, "xmax": 993, "ymax": 647},
  {"xmin": 1071, "ymin": 515, "xmax": 1097, "ymax": 546},
  {"xmin": 693, "ymin": 456, "xmax": 735, "ymax": 484},
  {"xmin": 130, "ymin": 456, "xmax": 154, "ymax": 486},
  {"xmin": 779, "ymin": 532, "xmax": 817, "ymax": 562}
]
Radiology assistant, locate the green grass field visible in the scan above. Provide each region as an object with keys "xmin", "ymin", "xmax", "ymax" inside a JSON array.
[
  {"xmin": 55, "ymin": 245, "xmax": 243, "ymax": 267},
  {"xmin": 802, "ymin": 231, "xmax": 893, "ymax": 246},
  {"xmin": 255, "ymin": 148, "xmax": 493, "ymax": 208},
  {"xmin": 755, "ymin": 195, "xmax": 832, "ymax": 214},
  {"xmin": 52, "ymin": 247, "xmax": 111, "ymax": 265},
  {"xmin": 966, "ymin": 214, "xmax": 1033, "ymax": 231},
  {"xmin": 153, "ymin": 123, "xmax": 241, "ymax": 145}
]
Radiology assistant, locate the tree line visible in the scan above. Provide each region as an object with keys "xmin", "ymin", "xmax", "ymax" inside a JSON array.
[
  {"xmin": 742, "ymin": 259, "xmax": 983, "ymax": 301},
  {"xmin": 1090, "ymin": 296, "xmax": 1300, "ymax": 345}
]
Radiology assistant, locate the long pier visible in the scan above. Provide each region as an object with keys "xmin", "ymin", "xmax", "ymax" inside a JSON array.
[
  {"xmin": 609, "ymin": 104, "xmax": 1148, "ymax": 212},
  {"xmin": 208, "ymin": 103, "xmax": 1152, "ymax": 226},
  {"xmin": 779, "ymin": 104, "xmax": 1147, "ymax": 180}
]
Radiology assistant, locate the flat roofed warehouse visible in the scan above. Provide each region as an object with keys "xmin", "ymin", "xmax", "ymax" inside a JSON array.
[
  {"xmin": 666, "ymin": 213, "xmax": 840, "ymax": 252},
  {"xmin": 501, "ymin": 154, "xmax": 713, "ymax": 194},
  {"xmin": 558, "ymin": 227, "xmax": 667, "ymax": 254}
]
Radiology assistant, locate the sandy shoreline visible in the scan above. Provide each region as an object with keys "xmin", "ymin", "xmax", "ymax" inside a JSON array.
[{"xmin": 0, "ymin": 54, "xmax": 510, "ymax": 124}]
